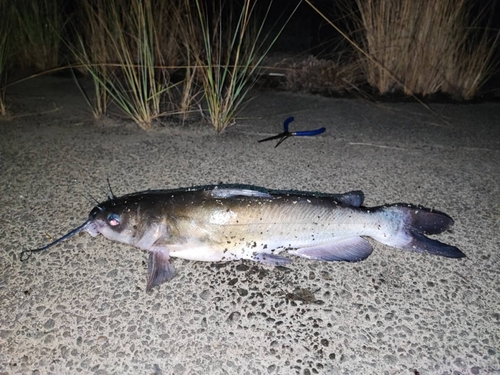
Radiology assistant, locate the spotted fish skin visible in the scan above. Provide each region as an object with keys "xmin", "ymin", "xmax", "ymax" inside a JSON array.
[{"xmin": 25, "ymin": 185, "xmax": 465, "ymax": 291}]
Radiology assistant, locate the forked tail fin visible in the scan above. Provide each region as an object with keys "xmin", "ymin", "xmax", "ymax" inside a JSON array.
[{"xmin": 375, "ymin": 204, "xmax": 466, "ymax": 258}]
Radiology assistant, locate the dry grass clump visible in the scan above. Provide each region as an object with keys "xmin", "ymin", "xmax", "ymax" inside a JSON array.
[
  {"xmin": 186, "ymin": 0, "xmax": 299, "ymax": 133},
  {"xmin": 440, "ymin": 23, "xmax": 500, "ymax": 99},
  {"xmin": 262, "ymin": 55, "xmax": 362, "ymax": 94},
  {"xmin": 187, "ymin": 0, "xmax": 262, "ymax": 132},
  {"xmin": 7, "ymin": 0, "xmax": 496, "ymax": 131},
  {"xmin": 70, "ymin": 0, "xmax": 293, "ymax": 131},
  {"xmin": 353, "ymin": 0, "xmax": 499, "ymax": 98},
  {"xmin": 12, "ymin": 0, "xmax": 65, "ymax": 71},
  {"xmin": 73, "ymin": 0, "xmax": 181, "ymax": 129},
  {"xmin": 72, "ymin": 0, "xmax": 113, "ymax": 118}
]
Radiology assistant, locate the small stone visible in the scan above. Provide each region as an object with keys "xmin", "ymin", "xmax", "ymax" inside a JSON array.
[
  {"xmin": 44, "ymin": 319, "xmax": 55, "ymax": 329},
  {"xmin": 173, "ymin": 364, "xmax": 185, "ymax": 374}
]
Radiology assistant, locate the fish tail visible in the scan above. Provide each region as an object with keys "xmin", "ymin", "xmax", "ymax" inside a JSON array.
[{"xmin": 374, "ymin": 204, "xmax": 465, "ymax": 258}]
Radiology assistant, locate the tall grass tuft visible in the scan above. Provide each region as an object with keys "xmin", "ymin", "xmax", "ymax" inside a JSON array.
[
  {"xmin": 163, "ymin": 0, "xmax": 204, "ymax": 122},
  {"xmin": 188, "ymin": 0, "xmax": 299, "ymax": 133},
  {"xmin": 441, "ymin": 6, "xmax": 500, "ymax": 100},
  {"xmin": 73, "ymin": 0, "xmax": 178, "ymax": 129},
  {"xmin": 72, "ymin": 0, "xmax": 113, "ymax": 118},
  {"xmin": 353, "ymin": 0, "xmax": 499, "ymax": 98},
  {"xmin": 72, "ymin": 0, "xmax": 297, "ymax": 131},
  {"xmin": 12, "ymin": 0, "xmax": 65, "ymax": 71}
]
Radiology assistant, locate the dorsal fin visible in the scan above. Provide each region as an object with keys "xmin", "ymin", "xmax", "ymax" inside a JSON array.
[
  {"xmin": 335, "ymin": 190, "xmax": 364, "ymax": 207},
  {"xmin": 207, "ymin": 188, "xmax": 273, "ymax": 199}
]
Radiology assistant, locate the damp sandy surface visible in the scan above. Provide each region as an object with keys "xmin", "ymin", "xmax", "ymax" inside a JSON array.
[{"xmin": 0, "ymin": 76, "xmax": 499, "ymax": 375}]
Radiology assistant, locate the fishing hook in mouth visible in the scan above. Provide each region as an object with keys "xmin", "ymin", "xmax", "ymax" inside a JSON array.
[{"xmin": 20, "ymin": 221, "xmax": 91, "ymax": 262}]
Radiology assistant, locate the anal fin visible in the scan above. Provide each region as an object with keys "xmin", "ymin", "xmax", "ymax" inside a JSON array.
[
  {"xmin": 289, "ymin": 237, "xmax": 373, "ymax": 262},
  {"xmin": 147, "ymin": 250, "xmax": 176, "ymax": 291},
  {"xmin": 251, "ymin": 253, "xmax": 292, "ymax": 266}
]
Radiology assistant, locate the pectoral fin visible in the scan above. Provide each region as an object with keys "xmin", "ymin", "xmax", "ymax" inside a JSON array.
[
  {"xmin": 147, "ymin": 250, "xmax": 176, "ymax": 291},
  {"xmin": 289, "ymin": 237, "xmax": 373, "ymax": 262}
]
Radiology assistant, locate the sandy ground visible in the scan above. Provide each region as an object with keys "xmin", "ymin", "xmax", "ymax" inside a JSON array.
[{"xmin": 0, "ymin": 76, "xmax": 499, "ymax": 375}]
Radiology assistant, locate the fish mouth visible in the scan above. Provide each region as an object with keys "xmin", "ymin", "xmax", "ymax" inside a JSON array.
[{"xmin": 83, "ymin": 220, "xmax": 101, "ymax": 237}]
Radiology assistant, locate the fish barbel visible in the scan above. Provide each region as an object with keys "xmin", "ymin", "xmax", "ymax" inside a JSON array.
[{"xmin": 22, "ymin": 185, "xmax": 465, "ymax": 291}]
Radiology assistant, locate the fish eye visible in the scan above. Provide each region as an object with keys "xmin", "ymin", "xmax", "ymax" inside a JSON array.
[{"xmin": 107, "ymin": 213, "xmax": 120, "ymax": 226}]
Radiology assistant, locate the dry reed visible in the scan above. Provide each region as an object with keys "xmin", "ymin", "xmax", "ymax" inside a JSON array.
[{"xmin": 354, "ymin": 0, "xmax": 499, "ymax": 98}]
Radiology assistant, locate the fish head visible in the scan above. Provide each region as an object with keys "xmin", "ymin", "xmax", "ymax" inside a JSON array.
[
  {"xmin": 85, "ymin": 201, "xmax": 139, "ymax": 244},
  {"xmin": 22, "ymin": 191, "xmax": 173, "ymax": 262},
  {"xmin": 85, "ymin": 196, "xmax": 171, "ymax": 250},
  {"xmin": 20, "ymin": 201, "xmax": 136, "ymax": 261}
]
